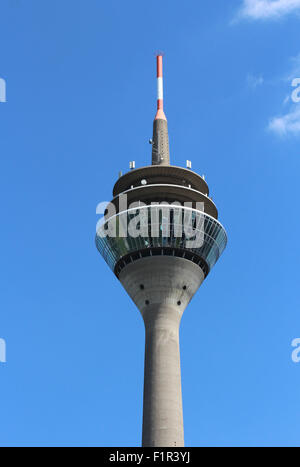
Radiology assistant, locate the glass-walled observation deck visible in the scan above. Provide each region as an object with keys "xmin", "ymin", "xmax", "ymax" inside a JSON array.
[{"xmin": 95, "ymin": 205, "xmax": 227, "ymax": 277}]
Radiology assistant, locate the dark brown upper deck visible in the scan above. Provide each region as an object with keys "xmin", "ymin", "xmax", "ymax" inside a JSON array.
[{"xmin": 113, "ymin": 165, "xmax": 209, "ymax": 198}]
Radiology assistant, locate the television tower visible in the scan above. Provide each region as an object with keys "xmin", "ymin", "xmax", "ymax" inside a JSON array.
[{"xmin": 96, "ymin": 55, "xmax": 227, "ymax": 447}]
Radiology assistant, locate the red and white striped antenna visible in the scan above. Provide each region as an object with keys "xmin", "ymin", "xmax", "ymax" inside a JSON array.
[{"xmin": 155, "ymin": 53, "xmax": 167, "ymax": 121}]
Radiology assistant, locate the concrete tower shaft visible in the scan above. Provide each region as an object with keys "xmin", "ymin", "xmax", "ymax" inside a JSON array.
[
  {"xmin": 119, "ymin": 256, "xmax": 205, "ymax": 447},
  {"xmin": 152, "ymin": 119, "xmax": 170, "ymax": 166}
]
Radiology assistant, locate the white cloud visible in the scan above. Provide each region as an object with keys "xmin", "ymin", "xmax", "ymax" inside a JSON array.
[
  {"xmin": 268, "ymin": 105, "xmax": 300, "ymax": 135},
  {"xmin": 236, "ymin": 0, "xmax": 300, "ymax": 20}
]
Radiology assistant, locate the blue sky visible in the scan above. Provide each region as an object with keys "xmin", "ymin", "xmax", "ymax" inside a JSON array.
[{"xmin": 0, "ymin": 0, "xmax": 300, "ymax": 447}]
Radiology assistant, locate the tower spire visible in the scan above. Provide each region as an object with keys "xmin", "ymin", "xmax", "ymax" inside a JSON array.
[
  {"xmin": 155, "ymin": 54, "xmax": 166, "ymax": 121},
  {"xmin": 152, "ymin": 54, "xmax": 170, "ymax": 166}
]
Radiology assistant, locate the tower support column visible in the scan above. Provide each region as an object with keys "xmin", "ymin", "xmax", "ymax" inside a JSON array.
[
  {"xmin": 119, "ymin": 255, "xmax": 205, "ymax": 447},
  {"xmin": 142, "ymin": 305, "xmax": 184, "ymax": 447}
]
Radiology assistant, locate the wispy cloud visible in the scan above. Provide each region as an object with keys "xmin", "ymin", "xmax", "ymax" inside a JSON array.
[
  {"xmin": 236, "ymin": 0, "xmax": 300, "ymax": 21},
  {"xmin": 268, "ymin": 53, "xmax": 300, "ymax": 136},
  {"xmin": 247, "ymin": 73, "xmax": 264, "ymax": 88},
  {"xmin": 268, "ymin": 105, "xmax": 300, "ymax": 136},
  {"xmin": 283, "ymin": 94, "xmax": 290, "ymax": 105},
  {"xmin": 285, "ymin": 53, "xmax": 300, "ymax": 81}
]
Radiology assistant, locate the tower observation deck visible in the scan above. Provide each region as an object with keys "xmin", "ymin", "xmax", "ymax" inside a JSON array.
[{"xmin": 95, "ymin": 55, "xmax": 227, "ymax": 447}]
